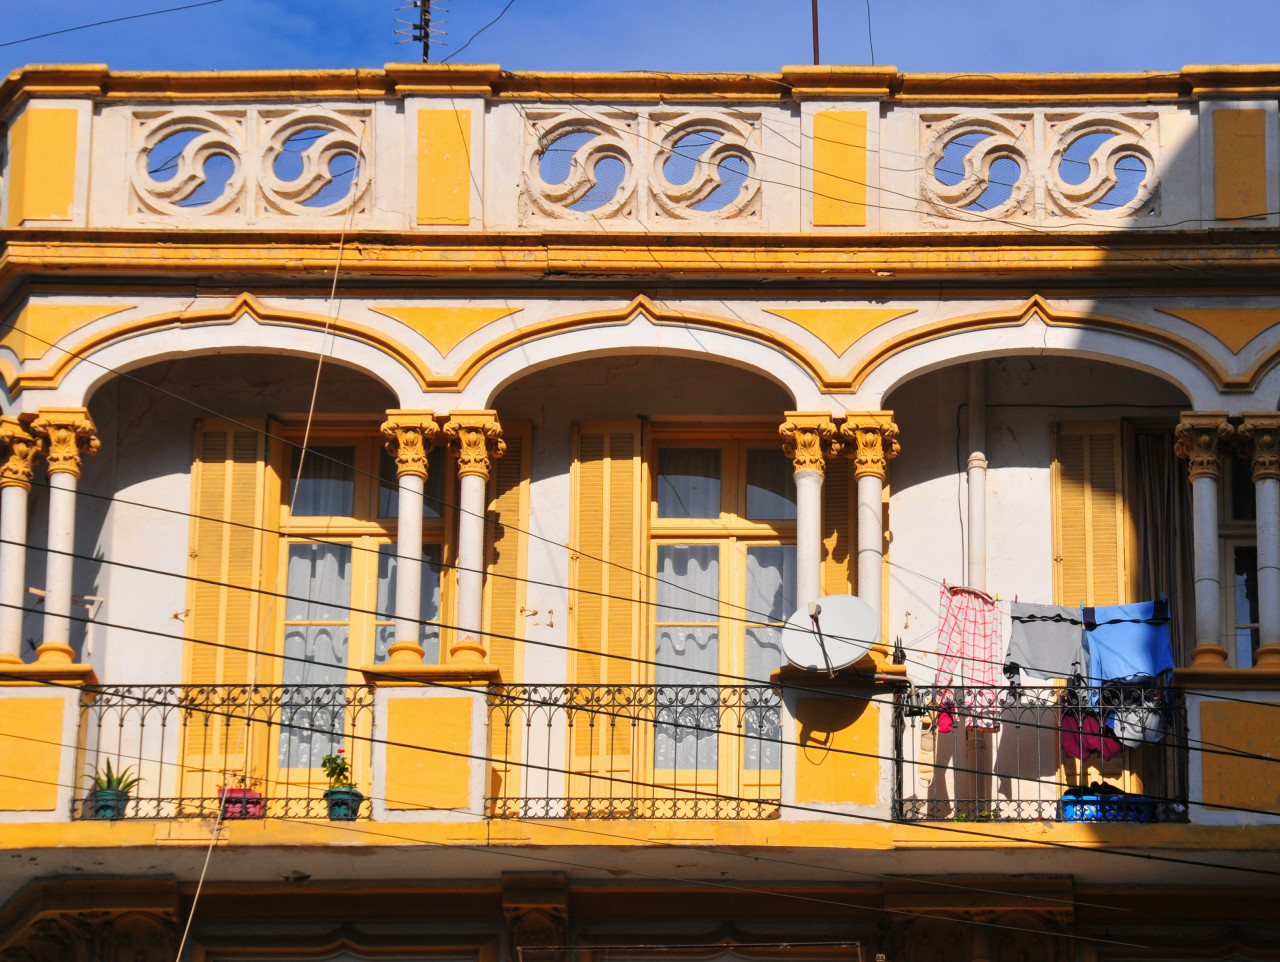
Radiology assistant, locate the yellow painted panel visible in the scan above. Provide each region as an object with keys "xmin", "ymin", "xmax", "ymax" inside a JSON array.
[
  {"xmin": 1157, "ymin": 307, "xmax": 1280, "ymax": 355},
  {"xmin": 1214, "ymin": 109, "xmax": 1267, "ymax": 221},
  {"xmin": 371, "ymin": 306, "xmax": 519, "ymax": 357},
  {"xmin": 794, "ymin": 698, "xmax": 878, "ymax": 806},
  {"xmin": 2, "ymin": 304, "xmax": 131, "ymax": 363},
  {"xmin": 417, "ymin": 109, "xmax": 472, "ymax": 226},
  {"xmin": 385, "ymin": 696, "xmax": 472, "ymax": 810},
  {"xmin": 767, "ymin": 308, "xmax": 915, "ymax": 358},
  {"xmin": 813, "ymin": 111, "xmax": 867, "ymax": 227},
  {"xmin": 1201, "ymin": 702, "xmax": 1280, "ymax": 813},
  {"xmin": 7, "ymin": 108, "xmax": 79, "ymax": 226},
  {"xmin": 0, "ymin": 698, "xmax": 64, "ymax": 810}
]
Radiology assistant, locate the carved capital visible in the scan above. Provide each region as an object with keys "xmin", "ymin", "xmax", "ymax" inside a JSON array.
[
  {"xmin": 779, "ymin": 412, "xmax": 842, "ymax": 475},
  {"xmin": 443, "ymin": 411, "xmax": 505, "ymax": 480},
  {"xmin": 380, "ymin": 410, "xmax": 440, "ymax": 480},
  {"xmin": 841, "ymin": 412, "xmax": 901, "ymax": 481},
  {"xmin": 0, "ymin": 416, "xmax": 44, "ymax": 490},
  {"xmin": 1237, "ymin": 413, "xmax": 1280, "ymax": 483},
  {"xmin": 503, "ymin": 874, "xmax": 568, "ymax": 962},
  {"xmin": 30, "ymin": 408, "xmax": 100, "ymax": 479},
  {"xmin": 1174, "ymin": 412, "xmax": 1232, "ymax": 482}
]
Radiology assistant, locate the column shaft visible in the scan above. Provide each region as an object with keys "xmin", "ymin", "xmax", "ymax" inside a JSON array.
[
  {"xmin": 1191, "ymin": 474, "xmax": 1221, "ymax": 652},
  {"xmin": 857, "ymin": 473, "xmax": 883, "ymax": 609},
  {"xmin": 1256, "ymin": 476, "xmax": 1280, "ymax": 651},
  {"xmin": 0, "ymin": 485, "xmax": 29, "ymax": 662},
  {"xmin": 41, "ymin": 473, "xmax": 77, "ymax": 660},
  {"xmin": 394, "ymin": 473, "xmax": 425, "ymax": 654},
  {"xmin": 794, "ymin": 469, "xmax": 822, "ymax": 609},
  {"xmin": 456, "ymin": 472, "xmax": 487, "ymax": 646}
]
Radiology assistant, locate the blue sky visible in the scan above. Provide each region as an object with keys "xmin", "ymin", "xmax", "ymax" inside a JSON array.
[{"xmin": 2, "ymin": 0, "xmax": 1280, "ymax": 80}]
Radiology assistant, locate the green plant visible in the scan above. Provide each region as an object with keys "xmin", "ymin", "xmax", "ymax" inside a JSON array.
[
  {"xmin": 321, "ymin": 749, "xmax": 350, "ymax": 788},
  {"xmin": 91, "ymin": 759, "xmax": 140, "ymax": 795}
]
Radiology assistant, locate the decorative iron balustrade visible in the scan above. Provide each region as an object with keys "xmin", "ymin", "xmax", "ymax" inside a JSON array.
[
  {"xmin": 893, "ymin": 682, "xmax": 1188, "ymax": 823},
  {"xmin": 486, "ymin": 684, "xmax": 783, "ymax": 819},
  {"xmin": 73, "ymin": 685, "xmax": 375, "ymax": 820}
]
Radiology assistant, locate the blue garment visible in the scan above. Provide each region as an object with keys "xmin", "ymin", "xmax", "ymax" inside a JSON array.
[{"xmin": 1083, "ymin": 600, "xmax": 1174, "ymax": 685}]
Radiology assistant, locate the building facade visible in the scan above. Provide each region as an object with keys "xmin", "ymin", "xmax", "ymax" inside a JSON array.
[{"xmin": 0, "ymin": 62, "xmax": 1278, "ymax": 961}]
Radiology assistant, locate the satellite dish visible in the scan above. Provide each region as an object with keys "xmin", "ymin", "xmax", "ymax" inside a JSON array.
[{"xmin": 781, "ymin": 594, "xmax": 879, "ymax": 675}]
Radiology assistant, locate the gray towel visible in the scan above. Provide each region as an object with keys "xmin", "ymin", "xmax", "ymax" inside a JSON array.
[{"xmin": 1007, "ymin": 603, "xmax": 1084, "ymax": 681}]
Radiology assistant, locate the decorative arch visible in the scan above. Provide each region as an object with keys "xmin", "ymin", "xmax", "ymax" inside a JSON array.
[
  {"xmin": 4, "ymin": 293, "xmax": 432, "ymax": 408},
  {"xmin": 854, "ymin": 295, "xmax": 1224, "ymax": 409},
  {"xmin": 444, "ymin": 295, "xmax": 834, "ymax": 409}
]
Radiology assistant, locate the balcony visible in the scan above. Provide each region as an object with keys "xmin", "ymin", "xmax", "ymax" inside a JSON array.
[
  {"xmin": 486, "ymin": 684, "xmax": 783, "ymax": 819},
  {"xmin": 893, "ymin": 682, "xmax": 1188, "ymax": 823},
  {"xmin": 73, "ymin": 684, "xmax": 374, "ymax": 820}
]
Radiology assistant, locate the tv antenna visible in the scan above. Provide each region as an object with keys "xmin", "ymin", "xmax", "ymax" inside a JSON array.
[
  {"xmin": 780, "ymin": 595, "xmax": 879, "ymax": 677},
  {"xmin": 396, "ymin": 0, "xmax": 447, "ymax": 63}
]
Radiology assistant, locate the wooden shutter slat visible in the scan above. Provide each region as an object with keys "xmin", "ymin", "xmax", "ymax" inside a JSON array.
[
  {"xmin": 821, "ymin": 456, "xmax": 856, "ymax": 595},
  {"xmin": 1053, "ymin": 422, "xmax": 1127, "ymax": 607}
]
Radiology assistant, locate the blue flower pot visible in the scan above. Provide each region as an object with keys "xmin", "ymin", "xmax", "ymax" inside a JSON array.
[
  {"xmin": 87, "ymin": 788, "xmax": 129, "ymax": 819},
  {"xmin": 324, "ymin": 786, "xmax": 363, "ymax": 821}
]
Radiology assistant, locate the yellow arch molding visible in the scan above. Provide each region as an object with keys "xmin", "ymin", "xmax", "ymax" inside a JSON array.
[
  {"xmin": 4, "ymin": 293, "xmax": 435, "ymax": 396},
  {"xmin": 439, "ymin": 294, "xmax": 838, "ymax": 394},
  {"xmin": 846, "ymin": 294, "xmax": 1275, "ymax": 393}
]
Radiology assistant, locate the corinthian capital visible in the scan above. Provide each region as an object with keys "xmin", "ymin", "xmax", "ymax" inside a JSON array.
[
  {"xmin": 30, "ymin": 407, "xmax": 100, "ymax": 478},
  {"xmin": 1174, "ymin": 412, "xmax": 1233, "ymax": 482},
  {"xmin": 1237, "ymin": 413, "xmax": 1280, "ymax": 483},
  {"xmin": 779, "ymin": 413, "xmax": 842, "ymax": 475},
  {"xmin": 0, "ymin": 416, "xmax": 44, "ymax": 490},
  {"xmin": 841, "ymin": 412, "xmax": 901, "ymax": 481},
  {"xmin": 380, "ymin": 410, "xmax": 441, "ymax": 480},
  {"xmin": 443, "ymin": 410, "xmax": 506, "ymax": 480}
]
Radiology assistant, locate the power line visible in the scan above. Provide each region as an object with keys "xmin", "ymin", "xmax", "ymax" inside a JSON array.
[
  {"xmin": 442, "ymin": 0, "xmax": 519, "ymax": 64},
  {"xmin": 0, "ymin": 0, "xmax": 228, "ymax": 49}
]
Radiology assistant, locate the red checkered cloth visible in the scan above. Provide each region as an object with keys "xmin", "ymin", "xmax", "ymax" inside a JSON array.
[{"xmin": 935, "ymin": 582, "xmax": 1002, "ymax": 731}]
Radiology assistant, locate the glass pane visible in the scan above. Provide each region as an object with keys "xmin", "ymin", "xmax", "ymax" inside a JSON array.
[
  {"xmin": 745, "ymin": 545, "xmax": 797, "ymax": 624},
  {"xmin": 379, "ymin": 447, "xmax": 445, "ymax": 519},
  {"xmin": 656, "ymin": 447, "xmax": 721, "ymax": 519},
  {"xmin": 374, "ymin": 543, "xmax": 442, "ymax": 664},
  {"xmin": 655, "ymin": 544, "xmax": 720, "ymax": 621},
  {"xmin": 290, "ymin": 445, "xmax": 355, "ymax": 516},
  {"xmin": 746, "ymin": 448, "xmax": 796, "ymax": 520},
  {"xmin": 1234, "ymin": 545, "xmax": 1260, "ymax": 666},
  {"xmin": 285, "ymin": 543, "xmax": 352, "ymax": 621},
  {"xmin": 278, "ymin": 626, "xmax": 348, "ymax": 767},
  {"xmin": 1230, "ymin": 457, "xmax": 1256, "ymax": 521},
  {"xmin": 744, "ymin": 701, "xmax": 782, "ymax": 771}
]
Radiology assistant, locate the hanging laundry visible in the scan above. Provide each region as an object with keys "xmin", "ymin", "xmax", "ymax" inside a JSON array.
[
  {"xmin": 935, "ymin": 582, "xmax": 1003, "ymax": 731},
  {"xmin": 1083, "ymin": 600, "xmax": 1175, "ymax": 686},
  {"xmin": 1006, "ymin": 602, "xmax": 1085, "ymax": 681},
  {"xmin": 1060, "ymin": 709, "xmax": 1123, "ymax": 761}
]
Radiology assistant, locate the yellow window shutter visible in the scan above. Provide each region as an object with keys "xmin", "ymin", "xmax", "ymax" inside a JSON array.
[
  {"xmin": 1052, "ymin": 421, "xmax": 1128, "ymax": 606},
  {"xmin": 183, "ymin": 419, "xmax": 269, "ymax": 797},
  {"xmin": 570, "ymin": 421, "xmax": 643, "ymax": 773},
  {"xmin": 821, "ymin": 455, "xmax": 857, "ymax": 595},
  {"xmin": 484, "ymin": 420, "xmax": 531, "ymax": 683}
]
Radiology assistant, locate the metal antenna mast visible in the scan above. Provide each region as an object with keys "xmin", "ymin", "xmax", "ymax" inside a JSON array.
[{"xmin": 396, "ymin": 1, "xmax": 447, "ymax": 63}]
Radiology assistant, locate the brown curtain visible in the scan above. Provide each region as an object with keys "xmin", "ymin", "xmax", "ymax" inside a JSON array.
[{"xmin": 1135, "ymin": 433, "xmax": 1195, "ymax": 664}]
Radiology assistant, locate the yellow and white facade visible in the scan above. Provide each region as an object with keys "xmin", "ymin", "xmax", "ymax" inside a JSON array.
[{"xmin": 0, "ymin": 62, "xmax": 1279, "ymax": 961}]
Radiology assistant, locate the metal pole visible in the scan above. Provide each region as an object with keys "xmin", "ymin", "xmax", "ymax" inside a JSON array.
[
  {"xmin": 421, "ymin": 0, "xmax": 431, "ymax": 62},
  {"xmin": 811, "ymin": 0, "xmax": 820, "ymax": 65}
]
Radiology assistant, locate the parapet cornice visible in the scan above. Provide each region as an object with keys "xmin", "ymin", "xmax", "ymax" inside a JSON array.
[{"xmin": 5, "ymin": 62, "xmax": 1280, "ymax": 117}]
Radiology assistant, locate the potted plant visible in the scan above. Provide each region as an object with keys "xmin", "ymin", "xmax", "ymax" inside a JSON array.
[
  {"xmin": 321, "ymin": 749, "xmax": 363, "ymax": 821},
  {"xmin": 86, "ymin": 760, "xmax": 139, "ymax": 819},
  {"xmin": 218, "ymin": 775, "xmax": 264, "ymax": 819}
]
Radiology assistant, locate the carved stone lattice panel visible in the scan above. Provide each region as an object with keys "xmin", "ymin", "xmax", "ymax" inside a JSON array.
[
  {"xmin": 521, "ymin": 108, "xmax": 762, "ymax": 228},
  {"xmin": 130, "ymin": 106, "xmax": 371, "ymax": 221},
  {"xmin": 920, "ymin": 109, "xmax": 1160, "ymax": 226}
]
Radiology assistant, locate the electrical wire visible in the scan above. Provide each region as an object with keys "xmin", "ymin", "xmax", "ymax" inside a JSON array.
[
  {"xmin": 442, "ymin": 0, "xmax": 519, "ymax": 64},
  {"xmin": 0, "ymin": 0, "xmax": 228, "ymax": 48}
]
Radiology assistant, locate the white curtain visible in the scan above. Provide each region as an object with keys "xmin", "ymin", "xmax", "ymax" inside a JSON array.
[
  {"xmin": 654, "ymin": 544, "xmax": 720, "ymax": 770},
  {"xmin": 656, "ymin": 448, "xmax": 721, "ymax": 519},
  {"xmin": 374, "ymin": 544, "xmax": 442, "ymax": 664},
  {"xmin": 290, "ymin": 445, "xmax": 355, "ymax": 517}
]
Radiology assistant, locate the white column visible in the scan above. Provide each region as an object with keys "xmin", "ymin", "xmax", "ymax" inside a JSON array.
[
  {"xmin": 31, "ymin": 409, "xmax": 98, "ymax": 666},
  {"xmin": 967, "ymin": 362, "xmax": 987, "ymax": 591},
  {"xmin": 0, "ymin": 417, "xmax": 40, "ymax": 664},
  {"xmin": 794, "ymin": 470, "xmax": 822, "ymax": 608},
  {"xmin": 379, "ymin": 411, "xmax": 439, "ymax": 669},
  {"xmin": 0, "ymin": 484, "xmax": 30, "ymax": 663},
  {"xmin": 1191, "ymin": 473, "xmax": 1221, "ymax": 652},
  {"xmin": 1175, "ymin": 414, "xmax": 1230, "ymax": 666},
  {"xmin": 444, "ymin": 411, "xmax": 505, "ymax": 667},
  {"xmin": 1258, "ymin": 475, "xmax": 1280, "ymax": 651},
  {"xmin": 857, "ymin": 472, "xmax": 884, "ymax": 609},
  {"xmin": 1240, "ymin": 415, "xmax": 1280, "ymax": 657},
  {"xmin": 394, "ymin": 473, "xmax": 425, "ymax": 652},
  {"xmin": 41, "ymin": 473, "xmax": 77, "ymax": 659}
]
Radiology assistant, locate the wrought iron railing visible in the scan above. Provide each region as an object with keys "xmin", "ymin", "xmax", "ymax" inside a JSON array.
[
  {"xmin": 893, "ymin": 682, "xmax": 1188, "ymax": 823},
  {"xmin": 73, "ymin": 685, "xmax": 375, "ymax": 819},
  {"xmin": 486, "ymin": 684, "xmax": 783, "ymax": 819}
]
